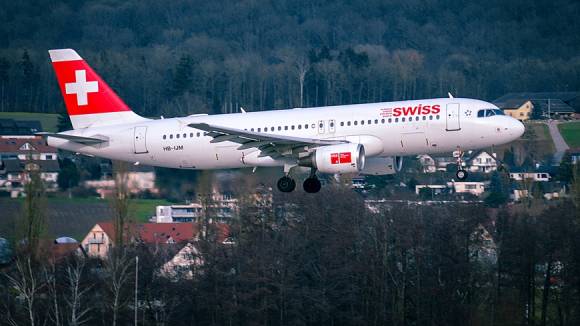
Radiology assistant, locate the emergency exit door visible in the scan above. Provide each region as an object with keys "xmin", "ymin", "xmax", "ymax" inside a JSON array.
[
  {"xmin": 446, "ymin": 103, "xmax": 461, "ymax": 131},
  {"xmin": 133, "ymin": 126, "xmax": 148, "ymax": 154}
]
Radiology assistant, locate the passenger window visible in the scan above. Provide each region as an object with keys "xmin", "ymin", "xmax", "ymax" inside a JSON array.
[
  {"xmin": 402, "ymin": 117, "xmax": 405, "ymax": 122},
  {"xmin": 354, "ymin": 121, "xmax": 358, "ymax": 125},
  {"xmin": 291, "ymin": 125, "xmax": 295, "ymax": 130},
  {"xmin": 374, "ymin": 119, "xmax": 378, "ymax": 124},
  {"xmin": 429, "ymin": 116, "xmax": 433, "ymax": 120},
  {"xmin": 347, "ymin": 121, "xmax": 351, "ymax": 126},
  {"xmin": 197, "ymin": 132, "xmax": 201, "ymax": 137},
  {"xmin": 395, "ymin": 118, "xmax": 399, "ymax": 122},
  {"xmin": 251, "ymin": 128, "xmax": 254, "ymax": 131},
  {"xmin": 340, "ymin": 122, "xmax": 344, "ymax": 126},
  {"xmin": 183, "ymin": 133, "xmax": 187, "ymax": 138},
  {"xmin": 190, "ymin": 133, "xmax": 194, "ymax": 137},
  {"xmin": 163, "ymin": 135, "xmax": 166, "ymax": 140},
  {"xmin": 368, "ymin": 120, "xmax": 372, "ymax": 124},
  {"xmin": 176, "ymin": 134, "xmax": 180, "ymax": 139},
  {"xmin": 388, "ymin": 118, "xmax": 392, "ymax": 123},
  {"xmin": 330, "ymin": 122, "xmax": 334, "ymax": 127},
  {"xmin": 436, "ymin": 115, "xmax": 440, "ymax": 119},
  {"xmin": 381, "ymin": 119, "xmax": 385, "ymax": 123},
  {"xmin": 305, "ymin": 124, "xmax": 309, "ymax": 129},
  {"xmin": 298, "ymin": 125, "xmax": 302, "ymax": 129},
  {"xmin": 278, "ymin": 126, "xmax": 282, "ymax": 131},
  {"xmin": 271, "ymin": 127, "xmax": 274, "ymax": 131},
  {"xmin": 258, "ymin": 128, "xmax": 261, "ymax": 132},
  {"xmin": 415, "ymin": 116, "xmax": 419, "ymax": 121},
  {"xmin": 361, "ymin": 120, "xmax": 365, "ymax": 125},
  {"xmin": 284, "ymin": 126, "xmax": 288, "ymax": 130},
  {"xmin": 170, "ymin": 134, "xmax": 173, "ymax": 139}
]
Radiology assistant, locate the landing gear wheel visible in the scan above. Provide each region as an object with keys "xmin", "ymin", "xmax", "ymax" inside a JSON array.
[
  {"xmin": 303, "ymin": 177, "xmax": 322, "ymax": 193},
  {"xmin": 456, "ymin": 169, "xmax": 468, "ymax": 181},
  {"xmin": 277, "ymin": 176, "xmax": 296, "ymax": 192}
]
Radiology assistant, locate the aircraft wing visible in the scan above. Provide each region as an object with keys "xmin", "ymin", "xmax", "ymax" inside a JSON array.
[
  {"xmin": 188, "ymin": 123, "xmax": 347, "ymax": 158},
  {"xmin": 36, "ymin": 132, "xmax": 107, "ymax": 145}
]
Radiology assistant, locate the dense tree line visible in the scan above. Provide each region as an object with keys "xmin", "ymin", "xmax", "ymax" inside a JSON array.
[
  {"xmin": 1, "ymin": 0, "xmax": 579, "ymax": 117},
  {"xmin": 2, "ymin": 187, "xmax": 580, "ymax": 325}
]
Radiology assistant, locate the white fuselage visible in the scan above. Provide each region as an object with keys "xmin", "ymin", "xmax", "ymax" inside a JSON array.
[{"xmin": 48, "ymin": 98, "xmax": 524, "ymax": 170}]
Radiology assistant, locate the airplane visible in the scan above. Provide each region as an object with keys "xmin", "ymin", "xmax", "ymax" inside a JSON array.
[{"xmin": 41, "ymin": 49, "xmax": 525, "ymax": 193}]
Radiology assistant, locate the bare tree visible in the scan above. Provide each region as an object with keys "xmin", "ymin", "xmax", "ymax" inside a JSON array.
[
  {"xmin": 4, "ymin": 258, "xmax": 43, "ymax": 326},
  {"xmin": 44, "ymin": 264, "xmax": 61, "ymax": 326},
  {"xmin": 65, "ymin": 259, "xmax": 92, "ymax": 326},
  {"xmin": 105, "ymin": 251, "xmax": 134, "ymax": 326}
]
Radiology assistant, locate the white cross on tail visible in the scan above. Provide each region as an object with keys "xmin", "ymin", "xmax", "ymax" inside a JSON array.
[{"xmin": 65, "ymin": 70, "xmax": 98, "ymax": 106}]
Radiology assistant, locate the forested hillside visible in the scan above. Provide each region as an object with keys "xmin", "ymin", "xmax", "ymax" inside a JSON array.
[{"xmin": 1, "ymin": 0, "xmax": 579, "ymax": 117}]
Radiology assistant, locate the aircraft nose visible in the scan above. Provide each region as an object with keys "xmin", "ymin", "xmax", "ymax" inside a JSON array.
[
  {"xmin": 505, "ymin": 118, "xmax": 525, "ymax": 139},
  {"xmin": 513, "ymin": 119, "xmax": 525, "ymax": 138}
]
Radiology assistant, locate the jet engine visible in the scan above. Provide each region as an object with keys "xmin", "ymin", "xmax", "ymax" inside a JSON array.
[
  {"xmin": 299, "ymin": 143, "xmax": 365, "ymax": 174},
  {"xmin": 360, "ymin": 156, "xmax": 403, "ymax": 175}
]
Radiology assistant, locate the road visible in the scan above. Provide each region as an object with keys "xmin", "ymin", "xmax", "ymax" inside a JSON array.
[{"xmin": 546, "ymin": 120, "xmax": 570, "ymax": 164}]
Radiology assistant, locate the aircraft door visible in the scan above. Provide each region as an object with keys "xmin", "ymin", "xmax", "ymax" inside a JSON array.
[
  {"xmin": 318, "ymin": 120, "xmax": 325, "ymax": 134},
  {"xmin": 133, "ymin": 126, "xmax": 148, "ymax": 154},
  {"xmin": 446, "ymin": 103, "xmax": 461, "ymax": 131}
]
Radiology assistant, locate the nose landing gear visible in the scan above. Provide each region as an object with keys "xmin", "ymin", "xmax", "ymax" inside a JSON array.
[
  {"xmin": 456, "ymin": 169, "xmax": 468, "ymax": 180},
  {"xmin": 455, "ymin": 148, "xmax": 468, "ymax": 181}
]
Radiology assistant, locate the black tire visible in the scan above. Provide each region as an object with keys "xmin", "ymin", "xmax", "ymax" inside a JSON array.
[
  {"xmin": 277, "ymin": 176, "xmax": 296, "ymax": 192},
  {"xmin": 456, "ymin": 169, "xmax": 468, "ymax": 180},
  {"xmin": 303, "ymin": 177, "xmax": 322, "ymax": 193}
]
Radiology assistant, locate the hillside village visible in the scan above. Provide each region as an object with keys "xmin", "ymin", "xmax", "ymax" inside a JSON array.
[{"xmin": 1, "ymin": 92, "xmax": 580, "ymax": 273}]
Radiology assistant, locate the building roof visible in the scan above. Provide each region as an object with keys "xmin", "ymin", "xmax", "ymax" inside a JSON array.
[
  {"xmin": 465, "ymin": 150, "xmax": 497, "ymax": 163},
  {"xmin": 96, "ymin": 222, "xmax": 230, "ymax": 244},
  {"xmin": 0, "ymin": 119, "xmax": 43, "ymax": 135},
  {"xmin": 493, "ymin": 92, "xmax": 579, "ymax": 114},
  {"xmin": 0, "ymin": 136, "xmax": 57, "ymax": 153}
]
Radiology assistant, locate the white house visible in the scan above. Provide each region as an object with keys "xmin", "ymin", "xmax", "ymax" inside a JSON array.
[
  {"xmin": 158, "ymin": 243, "xmax": 204, "ymax": 280},
  {"xmin": 466, "ymin": 151, "xmax": 498, "ymax": 173},
  {"xmin": 453, "ymin": 182, "xmax": 486, "ymax": 196},
  {"xmin": 509, "ymin": 171, "xmax": 551, "ymax": 182},
  {"xmin": 417, "ymin": 154, "xmax": 437, "ymax": 173}
]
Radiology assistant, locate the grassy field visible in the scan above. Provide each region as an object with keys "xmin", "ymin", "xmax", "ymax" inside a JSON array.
[
  {"xmin": 558, "ymin": 121, "xmax": 580, "ymax": 148},
  {"xmin": 0, "ymin": 197, "xmax": 172, "ymax": 241},
  {"xmin": 0, "ymin": 112, "xmax": 60, "ymax": 132}
]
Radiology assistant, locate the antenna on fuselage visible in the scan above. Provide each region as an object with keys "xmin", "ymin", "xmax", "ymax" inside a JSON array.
[
  {"xmin": 448, "ymin": 92, "xmax": 454, "ymax": 99},
  {"xmin": 240, "ymin": 107, "xmax": 247, "ymax": 113}
]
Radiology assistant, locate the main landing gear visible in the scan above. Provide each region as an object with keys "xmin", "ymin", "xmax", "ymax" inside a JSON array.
[
  {"xmin": 276, "ymin": 169, "xmax": 321, "ymax": 193},
  {"xmin": 277, "ymin": 175, "xmax": 296, "ymax": 193},
  {"xmin": 455, "ymin": 147, "xmax": 468, "ymax": 181}
]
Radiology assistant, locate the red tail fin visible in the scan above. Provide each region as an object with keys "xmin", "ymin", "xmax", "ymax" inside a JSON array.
[{"xmin": 49, "ymin": 49, "xmax": 146, "ymax": 129}]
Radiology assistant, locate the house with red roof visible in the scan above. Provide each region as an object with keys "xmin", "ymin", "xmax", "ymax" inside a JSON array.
[
  {"xmin": 0, "ymin": 135, "xmax": 60, "ymax": 195},
  {"xmin": 80, "ymin": 221, "xmax": 229, "ymax": 258}
]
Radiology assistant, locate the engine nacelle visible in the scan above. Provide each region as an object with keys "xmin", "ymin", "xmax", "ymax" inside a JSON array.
[
  {"xmin": 360, "ymin": 156, "xmax": 403, "ymax": 175},
  {"xmin": 299, "ymin": 143, "xmax": 365, "ymax": 174}
]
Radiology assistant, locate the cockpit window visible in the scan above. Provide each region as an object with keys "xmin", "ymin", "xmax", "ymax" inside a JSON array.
[{"xmin": 477, "ymin": 109, "xmax": 505, "ymax": 118}]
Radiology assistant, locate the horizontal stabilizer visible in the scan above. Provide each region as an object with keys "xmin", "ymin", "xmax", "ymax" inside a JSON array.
[{"xmin": 36, "ymin": 132, "xmax": 107, "ymax": 145}]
